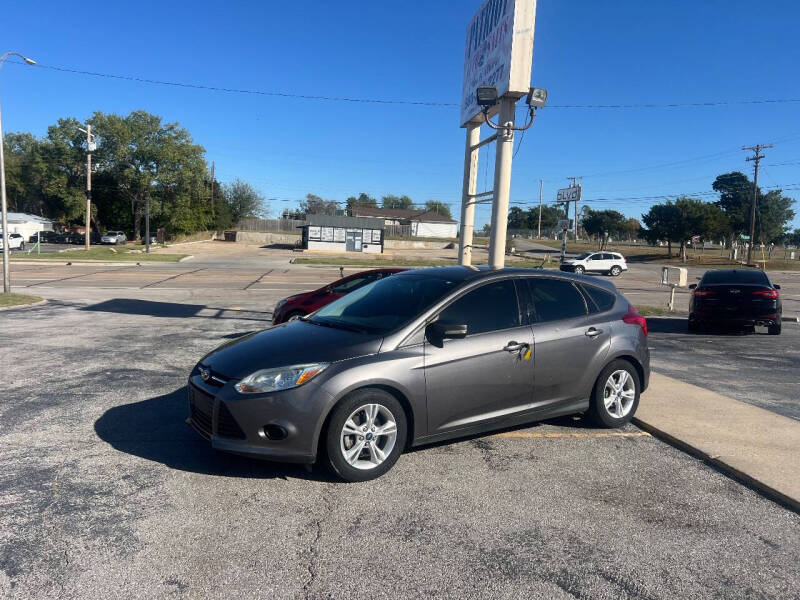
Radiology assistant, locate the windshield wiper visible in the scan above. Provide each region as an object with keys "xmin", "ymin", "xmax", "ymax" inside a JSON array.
[{"xmin": 308, "ymin": 318, "xmax": 368, "ymax": 334}]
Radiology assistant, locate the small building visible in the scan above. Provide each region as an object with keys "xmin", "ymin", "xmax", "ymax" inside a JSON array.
[
  {"xmin": 300, "ymin": 214, "xmax": 385, "ymax": 253},
  {"xmin": 350, "ymin": 207, "xmax": 458, "ymax": 238},
  {"xmin": 2, "ymin": 213, "xmax": 54, "ymax": 239}
]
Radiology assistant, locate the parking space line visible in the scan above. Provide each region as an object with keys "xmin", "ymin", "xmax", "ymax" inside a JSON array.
[{"xmin": 492, "ymin": 431, "xmax": 651, "ymax": 439}]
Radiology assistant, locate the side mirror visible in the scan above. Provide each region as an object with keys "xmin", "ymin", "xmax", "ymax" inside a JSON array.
[
  {"xmin": 688, "ymin": 283, "xmax": 697, "ymax": 289},
  {"xmin": 426, "ymin": 321, "xmax": 468, "ymax": 345},
  {"xmin": 774, "ymin": 284, "xmax": 781, "ymax": 290}
]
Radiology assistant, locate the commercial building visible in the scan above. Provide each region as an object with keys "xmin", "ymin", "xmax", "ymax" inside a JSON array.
[
  {"xmin": 350, "ymin": 207, "xmax": 458, "ymax": 239},
  {"xmin": 299, "ymin": 214, "xmax": 385, "ymax": 253}
]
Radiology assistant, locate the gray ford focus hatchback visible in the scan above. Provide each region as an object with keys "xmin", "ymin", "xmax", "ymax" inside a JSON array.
[{"xmin": 188, "ymin": 266, "xmax": 649, "ymax": 481}]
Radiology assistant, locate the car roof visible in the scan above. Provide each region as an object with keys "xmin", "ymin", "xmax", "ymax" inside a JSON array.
[{"xmin": 392, "ymin": 265, "xmax": 618, "ymax": 292}]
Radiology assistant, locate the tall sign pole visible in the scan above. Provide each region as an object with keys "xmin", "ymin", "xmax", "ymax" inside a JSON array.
[
  {"xmin": 459, "ymin": 0, "xmax": 537, "ymax": 270},
  {"xmin": 743, "ymin": 144, "xmax": 772, "ymax": 265},
  {"xmin": 458, "ymin": 123, "xmax": 481, "ymax": 266},
  {"xmin": 537, "ymin": 178, "xmax": 542, "ymax": 239}
]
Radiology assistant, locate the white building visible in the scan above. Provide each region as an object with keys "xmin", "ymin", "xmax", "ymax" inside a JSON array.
[
  {"xmin": 300, "ymin": 215, "xmax": 385, "ymax": 253},
  {"xmin": 1, "ymin": 213, "xmax": 54, "ymax": 240},
  {"xmin": 351, "ymin": 207, "xmax": 458, "ymax": 239}
]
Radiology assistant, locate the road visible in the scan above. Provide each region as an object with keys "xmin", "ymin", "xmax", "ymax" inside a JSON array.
[{"xmin": 2, "ymin": 291, "xmax": 799, "ymax": 599}]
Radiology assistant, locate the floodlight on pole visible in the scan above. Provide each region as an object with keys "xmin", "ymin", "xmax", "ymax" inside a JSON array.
[
  {"xmin": 1, "ymin": 51, "xmax": 37, "ymax": 294},
  {"xmin": 479, "ymin": 86, "xmax": 547, "ymax": 134}
]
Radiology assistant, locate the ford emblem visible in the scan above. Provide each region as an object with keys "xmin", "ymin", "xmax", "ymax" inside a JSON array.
[{"xmin": 200, "ymin": 367, "xmax": 210, "ymax": 381}]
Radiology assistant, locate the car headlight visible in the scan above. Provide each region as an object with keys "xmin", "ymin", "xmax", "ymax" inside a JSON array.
[{"xmin": 234, "ymin": 363, "xmax": 329, "ymax": 394}]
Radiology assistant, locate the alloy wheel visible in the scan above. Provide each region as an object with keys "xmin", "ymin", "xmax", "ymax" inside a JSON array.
[
  {"xmin": 603, "ymin": 370, "xmax": 636, "ymax": 418},
  {"xmin": 339, "ymin": 403, "xmax": 398, "ymax": 470}
]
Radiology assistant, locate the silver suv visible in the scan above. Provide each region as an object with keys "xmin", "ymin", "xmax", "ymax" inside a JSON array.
[
  {"xmin": 101, "ymin": 231, "xmax": 127, "ymax": 245},
  {"xmin": 188, "ymin": 266, "xmax": 650, "ymax": 481}
]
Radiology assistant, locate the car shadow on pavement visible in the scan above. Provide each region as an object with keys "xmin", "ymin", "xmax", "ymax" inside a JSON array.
[
  {"xmin": 94, "ymin": 386, "xmax": 335, "ymax": 482},
  {"xmin": 81, "ymin": 298, "xmax": 272, "ymax": 322},
  {"xmin": 647, "ymin": 316, "xmax": 770, "ymax": 336}
]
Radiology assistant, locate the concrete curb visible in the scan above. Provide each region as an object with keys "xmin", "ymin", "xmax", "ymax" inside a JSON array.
[
  {"xmin": 178, "ymin": 255, "xmax": 195, "ymax": 262},
  {"xmin": 633, "ymin": 416, "xmax": 800, "ymax": 514},
  {"xmin": 0, "ymin": 299, "xmax": 47, "ymax": 312}
]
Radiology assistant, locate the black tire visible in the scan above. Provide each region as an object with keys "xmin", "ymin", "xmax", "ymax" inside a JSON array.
[
  {"xmin": 768, "ymin": 322, "xmax": 782, "ymax": 335},
  {"xmin": 574, "ymin": 266, "xmax": 585, "ymax": 274},
  {"xmin": 610, "ymin": 265, "xmax": 622, "ymax": 277},
  {"xmin": 588, "ymin": 359, "xmax": 641, "ymax": 428},
  {"xmin": 324, "ymin": 388, "xmax": 407, "ymax": 482},
  {"xmin": 688, "ymin": 319, "xmax": 700, "ymax": 334},
  {"xmin": 19, "ymin": 243, "xmax": 25, "ymax": 251},
  {"xmin": 284, "ymin": 310, "xmax": 306, "ymax": 322}
]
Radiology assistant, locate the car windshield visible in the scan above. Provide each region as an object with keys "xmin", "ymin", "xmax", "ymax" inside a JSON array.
[
  {"xmin": 574, "ymin": 252, "xmax": 592, "ymax": 260},
  {"xmin": 702, "ymin": 270, "xmax": 769, "ymax": 285},
  {"xmin": 309, "ymin": 274, "xmax": 460, "ymax": 335}
]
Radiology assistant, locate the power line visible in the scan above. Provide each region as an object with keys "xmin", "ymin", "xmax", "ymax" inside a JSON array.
[{"xmin": 9, "ymin": 59, "xmax": 800, "ymax": 111}]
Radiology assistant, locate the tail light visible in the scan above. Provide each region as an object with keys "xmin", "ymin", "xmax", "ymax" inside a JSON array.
[
  {"xmin": 622, "ymin": 304, "xmax": 648, "ymax": 337},
  {"xmin": 752, "ymin": 289, "xmax": 779, "ymax": 300},
  {"xmin": 693, "ymin": 288, "xmax": 717, "ymax": 298}
]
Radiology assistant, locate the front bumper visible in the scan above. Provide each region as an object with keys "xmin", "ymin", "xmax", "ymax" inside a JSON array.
[{"xmin": 187, "ymin": 373, "xmax": 332, "ymax": 464}]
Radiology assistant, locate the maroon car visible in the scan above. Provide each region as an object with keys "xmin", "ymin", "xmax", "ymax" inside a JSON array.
[{"xmin": 272, "ymin": 268, "xmax": 406, "ymax": 324}]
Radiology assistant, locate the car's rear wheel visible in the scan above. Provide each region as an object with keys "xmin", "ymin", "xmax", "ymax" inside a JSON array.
[
  {"xmin": 324, "ymin": 389, "xmax": 407, "ymax": 482},
  {"xmin": 589, "ymin": 360, "xmax": 640, "ymax": 427},
  {"xmin": 574, "ymin": 265, "xmax": 585, "ymax": 274},
  {"xmin": 768, "ymin": 322, "xmax": 782, "ymax": 335},
  {"xmin": 610, "ymin": 265, "xmax": 622, "ymax": 276}
]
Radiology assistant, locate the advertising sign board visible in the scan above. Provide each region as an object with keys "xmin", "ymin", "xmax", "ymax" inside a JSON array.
[{"xmin": 460, "ymin": 0, "xmax": 537, "ymax": 126}]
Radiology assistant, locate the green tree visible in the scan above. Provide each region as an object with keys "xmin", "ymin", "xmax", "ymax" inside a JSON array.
[
  {"xmin": 581, "ymin": 209, "xmax": 626, "ymax": 250},
  {"xmin": 713, "ymin": 172, "xmax": 795, "ymax": 244},
  {"xmin": 300, "ymin": 193, "xmax": 337, "ymax": 215},
  {"xmin": 382, "ymin": 194, "xmax": 414, "ymax": 210},
  {"xmin": 346, "ymin": 192, "xmax": 377, "ymax": 215},
  {"xmin": 225, "ymin": 179, "xmax": 267, "ymax": 224},
  {"xmin": 641, "ymin": 197, "xmax": 727, "ymax": 261},
  {"xmin": 424, "ymin": 200, "xmax": 452, "ymax": 219},
  {"xmin": 90, "ymin": 110, "xmax": 208, "ymax": 238}
]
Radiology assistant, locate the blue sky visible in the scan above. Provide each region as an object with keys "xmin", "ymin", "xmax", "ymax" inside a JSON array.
[{"xmin": 2, "ymin": 0, "xmax": 799, "ymax": 229}]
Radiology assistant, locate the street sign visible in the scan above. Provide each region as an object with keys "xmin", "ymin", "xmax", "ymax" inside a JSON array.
[
  {"xmin": 460, "ymin": 0, "xmax": 537, "ymax": 127},
  {"xmin": 556, "ymin": 186, "xmax": 581, "ymax": 203},
  {"xmin": 557, "ymin": 219, "xmax": 571, "ymax": 231}
]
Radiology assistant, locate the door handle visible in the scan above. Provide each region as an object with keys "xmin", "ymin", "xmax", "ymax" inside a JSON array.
[
  {"xmin": 503, "ymin": 341, "xmax": 525, "ymax": 352},
  {"xmin": 585, "ymin": 327, "xmax": 603, "ymax": 338}
]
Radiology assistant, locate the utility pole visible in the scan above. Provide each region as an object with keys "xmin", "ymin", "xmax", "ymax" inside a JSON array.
[
  {"xmin": 537, "ymin": 179, "xmax": 543, "ymax": 239},
  {"xmin": 81, "ymin": 125, "xmax": 97, "ymax": 251},
  {"xmin": 210, "ymin": 160, "xmax": 215, "ymax": 218},
  {"xmin": 743, "ymin": 144, "xmax": 772, "ymax": 265},
  {"xmin": 567, "ymin": 176, "xmax": 582, "ymax": 240},
  {"xmin": 145, "ymin": 195, "xmax": 151, "ymax": 254}
]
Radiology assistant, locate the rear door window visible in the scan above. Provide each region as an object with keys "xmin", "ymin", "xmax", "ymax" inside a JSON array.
[
  {"xmin": 437, "ymin": 280, "xmax": 521, "ymax": 335},
  {"xmin": 527, "ymin": 279, "xmax": 588, "ymax": 322}
]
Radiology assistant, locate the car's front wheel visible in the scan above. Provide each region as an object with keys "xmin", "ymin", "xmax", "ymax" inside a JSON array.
[
  {"xmin": 573, "ymin": 265, "xmax": 585, "ymax": 274},
  {"xmin": 324, "ymin": 389, "xmax": 407, "ymax": 482},
  {"xmin": 589, "ymin": 360, "xmax": 640, "ymax": 427}
]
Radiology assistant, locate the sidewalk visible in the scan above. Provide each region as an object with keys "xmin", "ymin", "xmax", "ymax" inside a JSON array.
[{"xmin": 635, "ymin": 372, "xmax": 800, "ymax": 511}]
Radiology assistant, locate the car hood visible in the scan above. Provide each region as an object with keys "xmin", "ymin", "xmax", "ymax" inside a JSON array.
[{"xmin": 199, "ymin": 320, "xmax": 382, "ymax": 380}]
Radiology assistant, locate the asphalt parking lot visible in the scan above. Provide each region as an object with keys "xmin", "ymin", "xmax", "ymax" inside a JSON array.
[{"xmin": 3, "ymin": 284, "xmax": 800, "ymax": 599}]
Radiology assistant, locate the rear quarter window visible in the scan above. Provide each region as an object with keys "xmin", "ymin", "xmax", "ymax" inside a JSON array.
[{"xmin": 581, "ymin": 285, "xmax": 616, "ymax": 313}]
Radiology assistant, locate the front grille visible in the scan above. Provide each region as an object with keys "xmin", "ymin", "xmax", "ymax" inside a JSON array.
[
  {"xmin": 217, "ymin": 402, "xmax": 246, "ymax": 439},
  {"xmin": 189, "ymin": 385, "xmax": 214, "ymax": 438}
]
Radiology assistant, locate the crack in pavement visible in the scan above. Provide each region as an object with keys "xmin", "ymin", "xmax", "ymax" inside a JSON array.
[
  {"xmin": 301, "ymin": 484, "xmax": 334, "ymax": 599},
  {"xmin": 141, "ymin": 268, "xmax": 206, "ymax": 289},
  {"xmin": 243, "ymin": 269, "xmax": 275, "ymax": 290}
]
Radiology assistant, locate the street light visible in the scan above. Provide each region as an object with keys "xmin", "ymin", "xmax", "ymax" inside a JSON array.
[{"xmin": 0, "ymin": 51, "xmax": 37, "ymax": 294}]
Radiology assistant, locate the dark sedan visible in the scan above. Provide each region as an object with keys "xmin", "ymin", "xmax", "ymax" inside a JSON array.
[
  {"xmin": 272, "ymin": 268, "xmax": 406, "ymax": 324},
  {"xmin": 689, "ymin": 269, "xmax": 782, "ymax": 334},
  {"xmin": 189, "ymin": 266, "xmax": 650, "ymax": 481}
]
